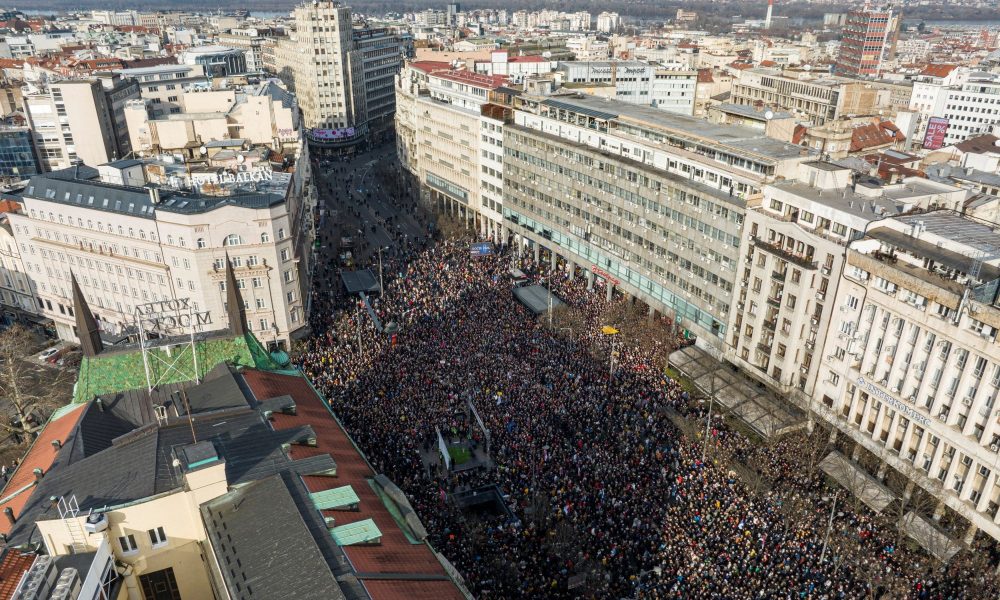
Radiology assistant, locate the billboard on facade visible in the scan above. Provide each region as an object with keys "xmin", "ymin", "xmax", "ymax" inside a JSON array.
[
  {"xmin": 922, "ymin": 117, "xmax": 950, "ymax": 150},
  {"xmin": 309, "ymin": 127, "xmax": 356, "ymax": 140}
]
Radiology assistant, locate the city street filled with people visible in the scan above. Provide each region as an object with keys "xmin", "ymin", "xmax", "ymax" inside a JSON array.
[{"xmin": 296, "ymin": 157, "xmax": 998, "ymax": 598}]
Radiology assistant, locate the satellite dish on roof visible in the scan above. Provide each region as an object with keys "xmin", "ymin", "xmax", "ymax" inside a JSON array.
[
  {"xmin": 237, "ymin": 154, "xmax": 245, "ymax": 163},
  {"xmin": 199, "ymin": 145, "xmax": 207, "ymax": 155},
  {"xmin": 803, "ymin": 65, "xmax": 812, "ymax": 71},
  {"xmin": 764, "ymin": 110, "xmax": 774, "ymax": 120},
  {"xmin": 993, "ymin": 139, "xmax": 1000, "ymax": 147}
]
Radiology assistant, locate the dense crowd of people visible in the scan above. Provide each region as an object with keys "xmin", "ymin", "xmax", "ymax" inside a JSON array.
[{"xmin": 296, "ymin": 232, "xmax": 998, "ymax": 599}]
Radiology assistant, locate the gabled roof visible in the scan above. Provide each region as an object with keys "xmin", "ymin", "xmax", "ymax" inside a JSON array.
[
  {"xmin": 0, "ymin": 405, "xmax": 87, "ymax": 538},
  {"xmin": 850, "ymin": 121, "xmax": 904, "ymax": 153},
  {"xmin": 953, "ymin": 134, "xmax": 1000, "ymax": 154},
  {"xmin": 919, "ymin": 63, "xmax": 957, "ymax": 78}
]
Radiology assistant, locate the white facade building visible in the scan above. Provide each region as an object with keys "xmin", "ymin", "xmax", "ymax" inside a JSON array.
[
  {"xmin": 815, "ymin": 211, "xmax": 1000, "ymax": 544},
  {"xmin": 8, "ymin": 157, "xmax": 314, "ymax": 349}
]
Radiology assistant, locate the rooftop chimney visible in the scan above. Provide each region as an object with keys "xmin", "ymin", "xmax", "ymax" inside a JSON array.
[{"xmin": 3, "ymin": 507, "xmax": 14, "ymax": 525}]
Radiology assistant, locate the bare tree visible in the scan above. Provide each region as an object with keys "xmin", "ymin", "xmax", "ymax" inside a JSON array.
[
  {"xmin": 436, "ymin": 212, "xmax": 471, "ymax": 241},
  {"xmin": 0, "ymin": 326, "xmax": 67, "ymax": 440}
]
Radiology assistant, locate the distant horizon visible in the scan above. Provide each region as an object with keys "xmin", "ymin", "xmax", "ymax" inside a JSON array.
[{"xmin": 13, "ymin": 1, "xmax": 1000, "ymax": 25}]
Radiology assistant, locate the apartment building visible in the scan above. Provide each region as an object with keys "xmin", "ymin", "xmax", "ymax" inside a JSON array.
[
  {"xmin": 503, "ymin": 94, "xmax": 812, "ymax": 352},
  {"xmin": 217, "ymin": 28, "xmax": 278, "ymax": 74},
  {"xmin": 836, "ymin": 7, "xmax": 901, "ymax": 78},
  {"xmin": 116, "ymin": 64, "xmax": 209, "ymax": 119},
  {"xmin": 596, "ymin": 11, "xmax": 621, "ymax": 33},
  {"xmin": 24, "ymin": 80, "xmax": 118, "ymax": 172},
  {"xmin": 8, "ymin": 156, "xmax": 313, "ymax": 349},
  {"xmin": 729, "ymin": 161, "xmax": 967, "ymax": 408},
  {"xmin": 814, "ymin": 211, "xmax": 1000, "ymax": 545},
  {"xmin": 354, "ymin": 25, "xmax": 404, "ymax": 132},
  {"xmin": 410, "ymin": 68, "xmax": 509, "ymax": 237},
  {"xmin": 731, "ymin": 68, "xmax": 887, "ymax": 126}
]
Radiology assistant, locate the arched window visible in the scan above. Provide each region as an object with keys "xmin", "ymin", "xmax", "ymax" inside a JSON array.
[
  {"xmin": 196, "ymin": 238, "xmax": 206, "ymax": 249},
  {"xmin": 260, "ymin": 232, "xmax": 270, "ymax": 243},
  {"xmin": 224, "ymin": 234, "xmax": 243, "ymax": 246}
]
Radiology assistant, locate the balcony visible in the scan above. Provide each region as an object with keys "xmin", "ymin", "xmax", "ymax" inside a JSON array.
[
  {"xmin": 771, "ymin": 270, "xmax": 787, "ymax": 281},
  {"xmin": 766, "ymin": 296, "xmax": 782, "ymax": 308},
  {"xmin": 763, "ymin": 318, "xmax": 777, "ymax": 332},
  {"xmin": 751, "ymin": 236, "xmax": 818, "ymax": 270}
]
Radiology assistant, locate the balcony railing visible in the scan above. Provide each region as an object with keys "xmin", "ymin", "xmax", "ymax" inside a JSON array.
[{"xmin": 752, "ymin": 236, "xmax": 818, "ymax": 270}]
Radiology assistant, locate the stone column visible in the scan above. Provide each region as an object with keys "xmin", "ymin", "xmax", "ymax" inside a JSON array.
[
  {"xmin": 586, "ymin": 270, "xmax": 594, "ymax": 291},
  {"xmin": 533, "ymin": 243, "xmax": 540, "ymax": 264},
  {"xmin": 605, "ymin": 282, "xmax": 613, "ymax": 303},
  {"xmin": 567, "ymin": 261, "xmax": 576, "ymax": 281},
  {"xmin": 550, "ymin": 251, "xmax": 557, "ymax": 273}
]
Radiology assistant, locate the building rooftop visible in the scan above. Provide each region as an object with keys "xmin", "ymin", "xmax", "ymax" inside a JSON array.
[
  {"xmin": 713, "ymin": 102, "xmax": 792, "ymax": 121},
  {"xmin": 540, "ymin": 94, "xmax": 811, "ymax": 163},
  {"xmin": 21, "ymin": 165, "xmax": 291, "ymax": 220}
]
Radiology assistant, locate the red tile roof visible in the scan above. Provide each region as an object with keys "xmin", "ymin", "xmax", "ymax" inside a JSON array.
[
  {"xmin": 0, "ymin": 405, "xmax": 87, "ymax": 537},
  {"xmin": 431, "ymin": 69, "xmax": 508, "ymax": 89},
  {"xmin": 242, "ymin": 371, "xmax": 465, "ymax": 599},
  {"xmin": 0, "ymin": 549, "xmax": 34, "ymax": 599},
  {"xmin": 697, "ymin": 68, "xmax": 713, "ymax": 83},
  {"xmin": 409, "ymin": 60, "xmax": 452, "ymax": 74},
  {"xmin": 509, "ymin": 55, "xmax": 544, "ymax": 63},
  {"xmin": 920, "ymin": 63, "xmax": 957, "ymax": 78},
  {"xmin": 850, "ymin": 121, "xmax": 904, "ymax": 153},
  {"xmin": 0, "ymin": 200, "xmax": 21, "ymax": 214}
]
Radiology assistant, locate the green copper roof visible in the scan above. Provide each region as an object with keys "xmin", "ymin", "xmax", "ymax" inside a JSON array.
[
  {"xmin": 310, "ymin": 485, "xmax": 360, "ymax": 511},
  {"xmin": 72, "ymin": 332, "xmax": 286, "ymax": 403},
  {"xmin": 330, "ymin": 518, "xmax": 381, "ymax": 546}
]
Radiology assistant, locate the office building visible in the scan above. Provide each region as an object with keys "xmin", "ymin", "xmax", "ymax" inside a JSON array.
[
  {"xmin": 502, "ymin": 94, "xmax": 813, "ymax": 352},
  {"xmin": 8, "ymin": 152, "xmax": 314, "ymax": 349},
  {"xmin": 814, "ymin": 211, "xmax": 1000, "ymax": 546},
  {"xmin": 274, "ymin": 2, "xmax": 401, "ymax": 152},
  {"xmin": 24, "ymin": 80, "xmax": 119, "ymax": 172},
  {"xmin": 836, "ymin": 7, "xmax": 901, "ymax": 78},
  {"xmin": 0, "ymin": 277, "xmax": 468, "ymax": 599},
  {"xmin": 728, "ymin": 161, "xmax": 967, "ymax": 409},
  {"xmin": 0, "ymin": 126, "xmax": 39, "ymax": 182},
  {"xmin": 117, "ymin": 64, "xmax": 209, "ymax": 119}
]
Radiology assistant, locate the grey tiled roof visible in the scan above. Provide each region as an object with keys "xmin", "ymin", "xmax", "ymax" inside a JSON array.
[
  {"xmin": 201, "ymin": 473, "xmax": 348, "ymax": 600},
  {"xmin": 22, "ymin": 166, "xmax": 287, "ymax": 220}
]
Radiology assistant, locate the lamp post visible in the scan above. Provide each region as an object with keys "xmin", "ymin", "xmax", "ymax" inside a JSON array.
[
  {"xmin": 377, "ymin": 245, "xmax": 388, "ymax": 299},
  {"xmin": 601, "ymin": 325, "xmax": 620, "ymax": 383}
]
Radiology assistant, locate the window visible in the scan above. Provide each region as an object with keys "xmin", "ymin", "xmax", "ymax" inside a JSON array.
[
  {"xmin": 280, "ymin": 248, "xmax": 290, "ymax": 262},
  {"xmin": 196, "ymin": 238, "xmax": 206, "ymax": 249},
  {"xmin": 846, "ymin": 295, "xmax": 859, "ymax": 310},
  {"xmin": 277, "ymin": 228, "xmax": 286, "ymax": 240},
  {"xmin": 283, "ymin": 270, "xmax": 294, "ymax": 283},
  {"xmin": 224, "ymin": 234, "xmax": 243, "ymax": 246},
  {"xmin": 259, "ymin": 318, "xmax": 269, "ymax": 331},
  {"xmin": 256, "ymin": 298, "xmax": 266, "ymax": 309},
  {"xmin": 252, "ymin": 277, "xmax": 262, "ymax": 288},
  {"xmin": 260, "ymin": 232, "xmax": 270, "ymax": 243},
  {"xmin": 247, "ymin": 255, "xmax": 259, "ymax": 267},
  {"xmin": 148, "ymin": 527, "xmax": 167, "ymax": 548},
  {"xmin": 213, "ymin": 258, "xmax": 225, "ymax": 270},
  {"xmin": 119, "ymin": 534, "xmax": 138, "ymax": 555}
]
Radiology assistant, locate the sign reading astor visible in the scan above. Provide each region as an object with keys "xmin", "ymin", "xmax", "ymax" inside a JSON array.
[{"xmin": 134, "ymin": 298, "xmax": 212, "ymax": 334}]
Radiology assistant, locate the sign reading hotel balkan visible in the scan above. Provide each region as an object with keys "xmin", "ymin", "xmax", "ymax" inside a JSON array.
[
  {"xmin": 167, "ymin": 167, "xmax": 274, "ymax": 189},
  {"xmin": 134, "ymin": 299, "xmax": 212, "ymax": 334}
]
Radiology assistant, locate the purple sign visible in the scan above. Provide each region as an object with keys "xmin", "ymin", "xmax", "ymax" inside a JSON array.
[
  {"xmin": 922, "ymin": 117, "xmax": 949, "ymax": 150},
  {"xmin": 310, "ymin": 127, "xmax": 356, "ymax": 140}
]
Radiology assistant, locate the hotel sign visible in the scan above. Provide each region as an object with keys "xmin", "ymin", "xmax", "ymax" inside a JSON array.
[
  {"xmin": 168, "ymin": 167, "xmax": 274, "ymax": 189},
  {"xmin": 855, "ymin": 376, "xmax": 930, "ymax": 426},
  {"xmin": 134, "ymin": 298, "xmax": 212, "ymax": 334}
]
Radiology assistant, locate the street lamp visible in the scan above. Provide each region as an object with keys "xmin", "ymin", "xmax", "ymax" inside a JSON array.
[{"xmin": 377, "ymin": 245, "xmax": 389, "ymax": 299}]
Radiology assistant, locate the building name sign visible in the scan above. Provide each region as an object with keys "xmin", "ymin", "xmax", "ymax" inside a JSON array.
[
  {"xmin": 855, "ymin": 376, "xmax": 930, "ymax": 426},
  {"xmin": 168, "ymin": 167, "xmax": 274, "ymax": 189},
  {"xmin": 134, "ymin": 298, "xmax": 212, "ymax": 333}
]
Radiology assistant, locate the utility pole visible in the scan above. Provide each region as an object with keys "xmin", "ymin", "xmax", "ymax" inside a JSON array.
[{"xmin": 378, "ymin": 245, "xmax": 386, "ymax": 299}]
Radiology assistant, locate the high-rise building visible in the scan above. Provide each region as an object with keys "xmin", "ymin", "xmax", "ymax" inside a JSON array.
[
  {"xmin": 274, "ymin": 2, "xmax": 401, "ymax": 152},
  {"xmin": 596, "ymin": 11, "xmax": 620, "ymax": 33},
  {"xmin": 24, "ymin": 79, "xmax": 119, "ymax": 172},
  {"xmin": 836, "ymin": 7, "xmax": 901, "ymax": 78}
]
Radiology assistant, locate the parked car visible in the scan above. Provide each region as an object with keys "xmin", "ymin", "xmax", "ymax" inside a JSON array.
[
  {"xmin": 38, "ymin": 347, "xmax": 60, "ymax": 361},
  {"xmin": 47, "ymin": 345, "xmax": 78, "ymax": 364}
]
